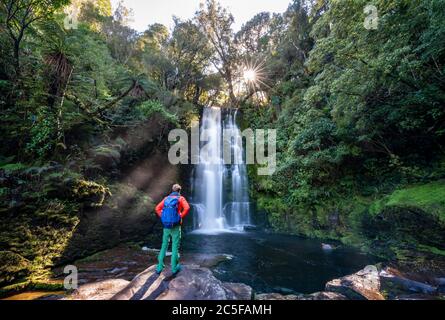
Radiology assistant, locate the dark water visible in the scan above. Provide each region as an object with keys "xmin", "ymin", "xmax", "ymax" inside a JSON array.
[{"xmin": 182, "ymin": 231, "xmax": 376, "ymax": 294}]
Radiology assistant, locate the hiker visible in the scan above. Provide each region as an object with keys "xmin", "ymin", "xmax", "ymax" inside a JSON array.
[{"xmin": 155, "ymin": 184, "xmax": 190, "ymax": 275}]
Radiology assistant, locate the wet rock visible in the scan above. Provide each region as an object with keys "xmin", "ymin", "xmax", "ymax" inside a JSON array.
[
  {"xmin": 328, "ymin": 211, "xmax": 340, "ymax": 227},
  {"xmin": 325, "ymin": 266, "xmax": 384, "ymax": 300},
  {"xmin": 435, "ymin": 277, "xmax": 445, "ymax": 294},
  {"xmin": 256, "ymin": 293, "xmax": 302, "ymax": 300},
  {"xmin": 223, "ymin": 282, "xmax": 253, "ymax": 300},
  {"xmin": 182, "ymin": 253, "xmax": 233, "ymax": 268},
  {"xmin": 68, "ymin": 279, "xmax": 130, "ymax": 300},
  {"xmin": 379, "ymin": 268, "xmax": 437, "ymax": 295},
  {"xmin": 109, "ymin": 267, "xmax": 128, "ymax": 274},
  {"xmin": 111, "ymin": 266, "xmax": 165, "ymax": 300},
  {"xmin": 36, "ymin": 294, "xmax": 67, "ymax": 300},
  {"xmin": 256, "ymin": 291, "xmax": 347, "ymax": 300},
  {"xmin": 140, "ymin": 247, "xmax": 159, "ymax": 255},
  {"xmin": 395, "ymin": 294, "xmax": 443, "ymax": 300},
  {"xmin": 308, "ymin": 292, "xmax": 348, "ymax": 300},
  {"xmin": 243, "ymin": 225, "xmax": 258, "ymax": 232},
  {"xmin": 437, "ymin": 284, "xmax": 445, "ymax": 295},
  {"xmin": 322, "ymin": 243, "xmax": 334, "ymax": 251},
  {"xmin": 272, "ymin": 287, "xmax": 297, "ymax": 295}
]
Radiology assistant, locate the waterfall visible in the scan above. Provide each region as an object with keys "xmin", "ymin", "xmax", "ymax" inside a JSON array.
[{"xmin": 191, "ymin": 107, "xmax": 252, "ymax": 233}]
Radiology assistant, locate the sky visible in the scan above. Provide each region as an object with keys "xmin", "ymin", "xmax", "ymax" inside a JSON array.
[{"xmin": 110, "ymin": 0, "xmax": 291, "ymax": 32}]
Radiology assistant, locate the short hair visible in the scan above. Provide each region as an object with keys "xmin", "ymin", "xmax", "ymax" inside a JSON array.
[{"xmin": 172, "ymin": 184, "xmax": 182, "ymax": 192}]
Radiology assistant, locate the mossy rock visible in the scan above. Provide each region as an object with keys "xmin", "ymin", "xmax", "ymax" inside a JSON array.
[
  {"xmin": 0, "ymin": 280, "xmax": 65, "ymax": 299},
  {"xmin": 361, "ymin": 206, "xmax": 445, "ymax": 260},
  {"xmin": 0, "ymin": 251, "xmax": 31, "ymax": 286},
  {"xmin": 369, "ymin": 181, "xmax": 445, "ymax": 222},
  {"xmin": 91, "ymin": 145, "xmax": 122, "ymax": 171},
  {"xmin": 72, "ymin": 179, "xmax": 111, "ymax": 207},
  {"xmin": 361, "ymin": 181, "xmax": 445, "ymax": 258}
]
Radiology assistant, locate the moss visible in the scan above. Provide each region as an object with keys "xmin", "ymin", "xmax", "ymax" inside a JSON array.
[
  {"xmin": 0, "ymin": 281, "xmax": 31, "ymax": 298},
  {"xmin": 417, "ymin": 245, "xmax": 445, "ymax": 257},
  {"xmin": 0, "ymin": 280, "xmax": 64, "ymax": 299},
  {"xmin": 0, "ymin": 165, "xmax": 112, "ymax": 287},
  {"xmin": 93, "ymin": 146, "xmax": 121, "ymax": 160},
  {"xmin": 75, "ymin": 250, "xmax": 107, "ymax": 263},
  {"xmin": 0, "ymin": 163, "xmax": 28, "ymax": 172},
  {"xmin": 369, "ymin": 180, "xmax": 445, "ymax": 221},
  {"xmin": 72, "ymin": 179, "xmax": 111, "ymax": 207},
  {"xmin": 0, "ymin": 252, "xmax": 31, "ymax": 286},
  {"xmin": 29, "ymin": 280, "xmax": 64, "ymax": 291}
]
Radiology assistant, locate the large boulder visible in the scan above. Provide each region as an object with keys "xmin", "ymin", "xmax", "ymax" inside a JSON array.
[
  {"xmin": 90, "ymin": 145, "xmax": 122, "ymax": 173},
  {"xmin": 325, "ymin": 266, "xmax": 385, "ymax": 300},
  {"xmin": 158, "ymin": 266, "xmax": 252, "ymax": 300},
  {"xmin": 112, "ymin": 265, "xmax": 253, "ymax": 301}
]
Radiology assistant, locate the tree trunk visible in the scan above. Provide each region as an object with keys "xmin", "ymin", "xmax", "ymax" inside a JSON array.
[{"xmin": 193, "ymin": 86, "xmax": 201, "ymax": 105}]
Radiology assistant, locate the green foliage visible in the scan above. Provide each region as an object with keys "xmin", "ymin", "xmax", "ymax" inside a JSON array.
[
  {"xmin": 136, "ymin": 100, "xmax": 178, "ymax": 125},
  {"xmin": 369, "ymin": 181, "xmax": 445, "ymax": 222},
  {"xmin": 0, "ymin": 251, "xmax": 30, "ymax": 286},
  {"xmin": 243, "ymin": 0, "xmax": 445, "ymax": 262},
  {"xmin": 25, "ymin": 107, "xmax": 58, "ymax": 158},
  {"xmin": 0, "ymin": 163, "xmax": 28, "ymax": 172},
  {"xmin": 1, "ymin": 0, "xmax": 204, "ymax": 162}
]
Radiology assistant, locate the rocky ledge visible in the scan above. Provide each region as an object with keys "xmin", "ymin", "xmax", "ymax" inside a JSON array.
[
  {"xmin": 257, "ymin": 266, "xmax": 445, "ymax": 301},
  {"xmin": 68, "ymin": 265, "xmax": 252, "ymax": 300},
  {"xmin": 67, "ymin": 264, "xmax": 444, "ymax": 300}
]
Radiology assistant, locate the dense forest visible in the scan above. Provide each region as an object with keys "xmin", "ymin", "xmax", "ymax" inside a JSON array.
[
  {"xmin": 0, "ymin": 0, "xmax": 444, "ymax": 295},
  {"xmin": 241, "ymin": 0, "xmax": 445, "ymax": 265}
]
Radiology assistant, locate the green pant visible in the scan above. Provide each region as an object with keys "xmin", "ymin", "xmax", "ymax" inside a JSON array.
[{"xmin": 157, "ymin": 226, "xmax": 182, "ymax": 273}]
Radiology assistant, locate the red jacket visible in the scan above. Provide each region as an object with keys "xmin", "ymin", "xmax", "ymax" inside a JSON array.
[{"xmin": 155, "ymin": 193, "xmax": 191, "ymax": 221}]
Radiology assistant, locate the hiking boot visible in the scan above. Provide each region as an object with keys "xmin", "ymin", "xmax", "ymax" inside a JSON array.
[{"xmin": 172, "ymin": 265, "xmax": 182, "ymax": 275}]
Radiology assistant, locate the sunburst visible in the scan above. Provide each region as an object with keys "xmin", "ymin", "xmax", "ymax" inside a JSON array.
[
  {"xmin": 235, "ymin": 58, "xmax": 270, "ymax": 100},
  {"xmin": 243, "ymin": 69, "xmax": 257, "ymax": 83}
]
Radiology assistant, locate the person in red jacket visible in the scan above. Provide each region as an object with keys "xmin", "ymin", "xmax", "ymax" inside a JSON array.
[{"xmin": 155, "ymin": 184, "xmax": 190, "ymax": 275}]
